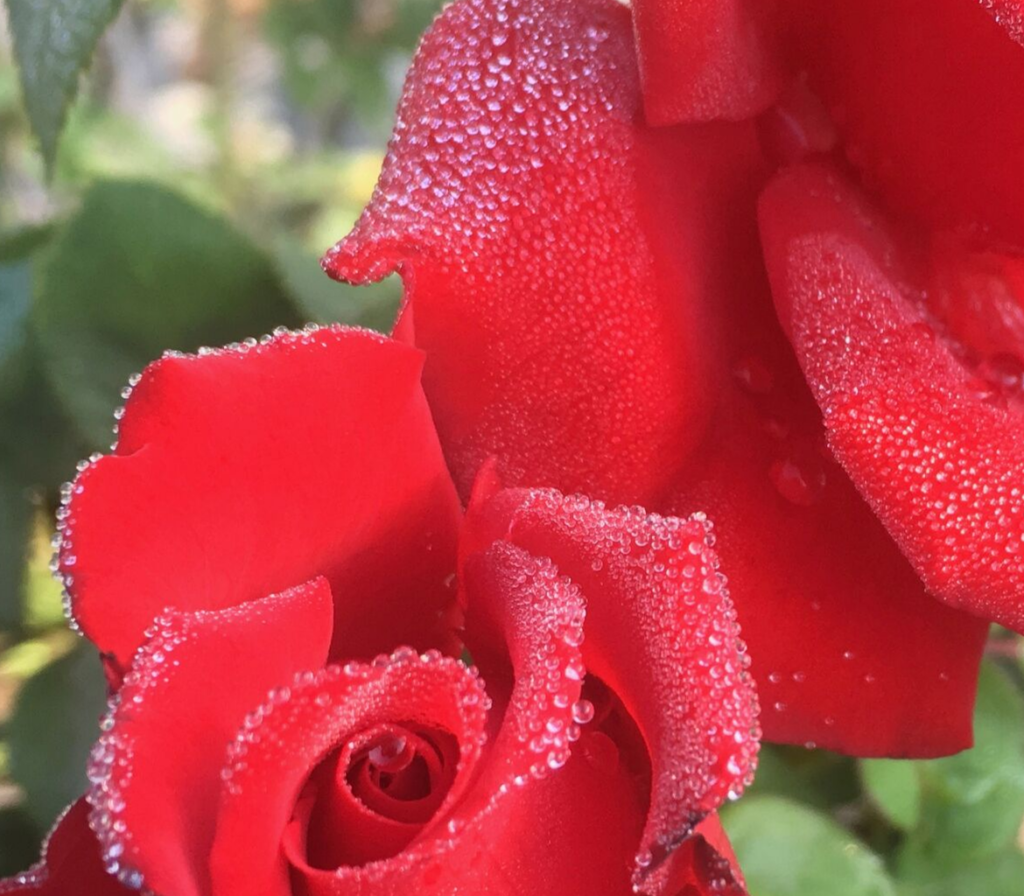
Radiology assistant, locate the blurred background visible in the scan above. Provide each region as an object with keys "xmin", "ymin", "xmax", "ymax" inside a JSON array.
[{"xmin": 0, "ymin": 2, "xmax": 1022, "ymax": 894}]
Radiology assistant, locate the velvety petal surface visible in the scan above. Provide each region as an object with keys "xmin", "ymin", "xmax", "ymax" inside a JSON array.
[
  {"xmin": 323, "ymin": 0, "xmax": 767, "ymax": 508},
  {"xmin": 58, "ymin": 326, "xmax": 462, "ymax": 671},
  {"xmin": 0, "ymin": 800, "xmax": 128, "ymax": 895},
  {"xmin": 784, "ymin": 0, "xmax": 1024, "ymax": 248},
  {"xmin": 463, "ymin": 485, "xmax": 759, "ymax": 889},
  {"xmin": 759, "ymin": 162, "xmax": 1024, "ymax": 633},
  {"xmin": 631, "ymin": 0, "xmax": 784, "ymax": 125},
  {"xmin": 87, "ymin": 579, "xmax": 334, "ymax": 896}
]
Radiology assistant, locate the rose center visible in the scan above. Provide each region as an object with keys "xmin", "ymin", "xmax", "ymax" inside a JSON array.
[{"xmin": 291, "ymin": 723, "xmax": 459, "ymax": 870}]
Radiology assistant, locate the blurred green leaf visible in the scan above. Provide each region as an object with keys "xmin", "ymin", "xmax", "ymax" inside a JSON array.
[
  {"xmin": 913, "ymin": 662, "xmax": 1024, "ymax": 859},
  {"xmin": 0, "ymin": 224, "xmax": 54, "ymax": 401},
  {"xmin": 0, "ymin": 807, "xmax": 41, "ymax": 877},
  {"xmin": 0, "ymin": 225, "xmax": 85, "ymax": 488},
  {"xmin": 894, "ymin": 841, "xmax": 1024, "ymax": 896},
  {"xmin": 722, "ymin": 796, "xmax": 896, "ymax": 896},
  {"xmin": 0, "ymin": 474, "xmax": 31, "ymax": 631},
  {"xmin": 7, "ymin": 642, "xmax": 106, "ymax": 831},
  {"xmin": 33, "ymin": 180, "xmax": 299, "ymax": 448},
  {"xmin": 0, "ymin": 261, "xmax": 31, "ymax": 388},
  {"xmin": 22, "ymin": 515, "xmax": 67, "ymax": 632},
  {"xmin": 274, "ymin": 236, "xmax": 400, "ymax": 333},
  {"xmin": 0, "ymin": 341, "xmax": 88, "ymax": 489},
  {"xmin": 743, "ymin": 744, "xmax": 861, "ymax": 811},
  {"xmin": 4, "ymin": 0, "xmax": 126, "ymax": 172},
  {"xmin": 861, "ymin": 759, "xmax": 922, "ymax": 831},
  {"xmin": 264, "ymin": 0, "xmax": 439, "ymax": 134}
]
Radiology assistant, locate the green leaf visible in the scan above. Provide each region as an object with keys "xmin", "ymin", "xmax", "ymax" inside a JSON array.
[
  {"xmin": 0, "ymin": 224, "xmax": 54, "ymax": 401},
  {"xmin": 742, "ymin": 744, "xmax": 861, "ymax": 811},
  {"xmin": 0, "ymin": 807, "xmax": 41, "ymax": 878},
  {"xmin": 0, "ymin": 225, "xmax": 86, "ymax": 487},
  {"xmin": 861, "ymin": 759, "xmax": 922, "ymax": 831},
  {"xmin": 0, "ymin": 474, "xmax": 32, "ymax": 631},
  {"xmin": 0, "ymin": 260, "xmax": 32, "ymax": 388},
  {"xmin": 895, "ymin": 841, "xmax": 1024, "ymax": 896},
  {"xmin": 722, "ymin": 796, "xmax": 897, "ymax": 896},
  {"xmin": 7, "ymin": 642, "xmax": 107, "ymax": 831},
  {"xmin": 4, "ymin": 0, "xmax": 126, "ymax": 172},
  {"xmin": 274, "ymin": 236, "xmax": 401, "ymax": 333},
  {"xmin": 913, "ymin": 661, "xmax": 1024, "ymax": 859},
  {"xmin": 33, "ymin": 180, "xmax": 299, "ymax": 448}
]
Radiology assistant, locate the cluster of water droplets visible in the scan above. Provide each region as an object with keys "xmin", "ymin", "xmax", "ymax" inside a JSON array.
[
  {"xmin": 492, "ymin": 490, "xmax": 760, "ymax": 890},
  {"xmin": 473, "ymin": 543, "xmax": 591, "ymax": 782},
  {"xmin": 979, "ymin": 0, "xmax": 1024, "ymax": 45},
  {"xmin": 86, "ymin": 607, "xmax": 201, "ymax": 891},
  {"xmin": 323, "ymin": 0, "xmax": 693, "ymax": 502},
  {"xmin": 784, "ymin": 211, "xmax": 1024, "ymax": 629}
]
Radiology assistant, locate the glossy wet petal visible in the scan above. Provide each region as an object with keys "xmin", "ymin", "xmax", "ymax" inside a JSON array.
[
  {"xmin": 631, "ymin": 0, "xmax": 784, "ymax": 125},
  {"xmin": 59, "ymin": 326, "xmax": 462, "ymax": 672},
  {"xmin": 324, "ymin": 0, "xmax": 766, "ymax": 508},
  {"xmin": 86, "ymin": 579, "xmax": 334, "ymax": 896},
  {"xmin": 463, "ymin": 485, "xmax": 759, "ymax": 888},
  {"xmin": 0, "ymin": 800, "xmax": 129, "ymax": 895},
  {"xmin": 759, "ymin": 162, "xmax": 1024, "ymax": 633},
  {"xmin": 784, "ymin": 0, "xmax": 1024, "ymax": 247}
]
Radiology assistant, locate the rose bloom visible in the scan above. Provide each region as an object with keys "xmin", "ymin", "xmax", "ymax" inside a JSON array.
[
  {"xmin": 323, "ymin": 0, "xmax": 1023, "ymax": 757},
  {"xmin": 5, "ymin": 0, "xmax": 1024, "ymax": 893},
  {"xmin": 1, "ymin": 329, "xmax": 758, "ymax": 895}
]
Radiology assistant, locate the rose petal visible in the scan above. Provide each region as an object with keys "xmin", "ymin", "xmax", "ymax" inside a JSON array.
[
  {"xmin": 247, "ymin": 544, "xmax": 605, "ymax": 895},
  {"xmin": 784, "ymin": 0, "xmax": 1024, "ymax": 247},
  {"xmin": 980, "ymin": 0, "xmax": 1024, "ymax": 45},
  {"xmin": 759, "ymin": 162, "xmax": 1024, "ymax": 633},
  {"xmin": 87, "ymin": 578, "xmax": 334, "ymax": 896},
  {"xmin": 0, "ymin": 800, "xmax": 128, "ymax": 895},
  {"xmin": 323, "ymin": 0, "xmax": 768, "ymax": 508},
  {"xmin": 654, "ymin": 814, "xmax": 746, "ymax": 896},
  {"xmin": 631, "ymin": 0, "xmax": 784, "ymax": 125},
  {"xmin": 59, "ymin": 326, "xmax": 462, "ymax": 672},
  {"xmin": 463, "ymin": 487, "xmax": 759, "ymax": 887}
]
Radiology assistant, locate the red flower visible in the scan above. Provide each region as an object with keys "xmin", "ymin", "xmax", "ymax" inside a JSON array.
[
  {"xmin": 2, "ymin": 328, "xmax": 757, "ymax": 895},
  {"xmin": 325, "ymin": 0, "xmax": 1024, "ymax": 757}
]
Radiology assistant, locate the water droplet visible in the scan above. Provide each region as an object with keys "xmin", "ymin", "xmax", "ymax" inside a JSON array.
[
  {"xmin": 770, "ymin": 456, "xmax": 826, "ymax": 506},
  {"xmin": 571, "ymin": 699, "xmax": 595, "ymax": 724},
  {"xmin": 367, "ymin": 733, "xmax": 414, "ymax": 773}
]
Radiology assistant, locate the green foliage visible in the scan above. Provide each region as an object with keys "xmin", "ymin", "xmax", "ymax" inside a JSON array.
[
  {"xmin": 0, "ymin": 808, "xmax": 40, "ymax": 877},
  {"xmin": 723, "ymin": 796, "xmax": 897, "ymax": 896},
  {"xmin": 912, "ymin": 662, "xmax": 1024, "ymax": 859},
  {"xmin": 0, "ymin": 224, "xmax": 84, "ymax": 488},
  {"xmin": 33, "ymin": 180, "xmax": 300, "ymax": 448},
  {"xmin": 273, "ymin": 236, "xmax": 401, "ymax": 332},
  {"xmin": 0, "ymin": 474, "xmax": 31, "ymax": 631},
  {"xmin": 7, "ymin": 642, "xmax": 107, "ymax": 831},
  {"xmin": 894, "ymin": 841, "xmax": 1024, "ymax": 896},
  {"xmin": 4, "ymin": 0, "xmax": 126, "ymax": 172},
  {"xmin": 743, "ymin": 743, "xmax": 860, "ymax": 810},
  {"xmin": 861, "ymin": 759, "xmax": 923, "ymax": 831},
  {"xmin": 264, "ymin": 0, "xmax": 440, "ymax": 134}
]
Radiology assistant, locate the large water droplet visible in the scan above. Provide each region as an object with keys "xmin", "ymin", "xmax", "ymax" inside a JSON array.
[{"xmin": 769, "ymin": 456, "xmax": 826, "ymax": 506}]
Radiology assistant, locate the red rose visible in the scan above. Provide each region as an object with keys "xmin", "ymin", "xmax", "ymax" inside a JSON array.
[
  {"xmin": 1, "ymin": 328, "xmax": 757, "ymax": 895},
  {"xmin": 325, "ymin": 0, "xmax": 1024, "ymax": 757}
]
